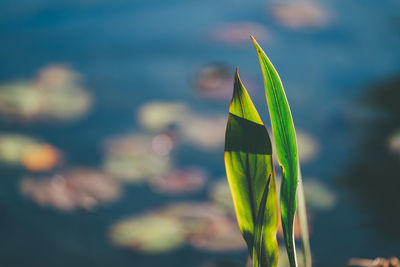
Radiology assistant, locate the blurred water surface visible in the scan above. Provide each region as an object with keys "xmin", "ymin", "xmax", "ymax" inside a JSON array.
[{"xmin": 1, "ymin": 0, "xmax": 400, "ymax": 266}]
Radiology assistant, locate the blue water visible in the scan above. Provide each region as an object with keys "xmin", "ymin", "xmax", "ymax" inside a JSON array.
[{"xmin": 1, "ymin": 0, "xmax": 400, "ymax": 266}]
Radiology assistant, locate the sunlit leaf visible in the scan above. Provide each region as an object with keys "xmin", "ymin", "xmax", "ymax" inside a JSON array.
[
  {"xmin": 251, "ymin": 36, "xmax": 310, "ymax": 267},
  {"xmin": 252, "ymin": 176, "xmax": 271, "ymax": 267},
  {"xmin": 224, "ymin": 69, "xmax": 278, "ymax": 267}
]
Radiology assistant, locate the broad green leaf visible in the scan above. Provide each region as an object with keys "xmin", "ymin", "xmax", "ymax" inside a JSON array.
[
  {"xmin": 251, "ymin": 36, "xmax": 302, "ymax": 267},
  {"xmin": 252, "ymin": 176, "xmax": 271, "ymax": 267},
  {"xmin": 224, "ymin": 69, "xmax": 279, "ymax": 267}
]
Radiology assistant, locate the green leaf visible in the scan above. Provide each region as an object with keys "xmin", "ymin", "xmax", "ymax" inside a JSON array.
[
  {"xmin": 224, "ymin": 69, "xmax": 279, "ymax": 267},
  {"xmin": 252, "ymin": 175, "xmax": 271, "ymax": 267},
  {"xmin": 251, "ymin": 36, "xmax": 300, "ymax": 267}
]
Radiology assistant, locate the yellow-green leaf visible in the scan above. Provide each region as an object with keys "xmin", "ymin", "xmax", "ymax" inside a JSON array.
[
  {"xmin": 251, "ymin": 36, "xmax": 300, "ymax": 267},
  {"xmin": 224, "ymin": 69, "xmax": 279, "ymax": 267},
  {"xmin": 252, "ymin": 175, "xmax": 271, "ymax": 267}
]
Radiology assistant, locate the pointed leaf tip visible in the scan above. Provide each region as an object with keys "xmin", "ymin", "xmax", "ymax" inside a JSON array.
[
  {"xmin": 252, "ymin": 38, "xmax": 300, "ymax": 267},
  {"xmin": 232, "ymin": 68, "xmax": 241, "ymax": 100},
  {"xmin": 250, "ymin": 36, "xmax": 261, "ymax": 50},
  {"xmin": 225, "ymin": 67, "xmax": 279, "ymax": 267},
  {"xmin": 234, "ymin": 67, "xmax": 240, "ymax": 84}
]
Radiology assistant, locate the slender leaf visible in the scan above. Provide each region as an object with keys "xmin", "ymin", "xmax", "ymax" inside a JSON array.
[
  {"xmin": 224, "ymin": 69, "xmax": 279, "ymax": 267},
  {"xmin": 297, "ymin": 171, "xmax": 312, "ymax": 267},
  {"xmin": 251, "ymin": 36, "xmax": 301, "ymax": 267}
]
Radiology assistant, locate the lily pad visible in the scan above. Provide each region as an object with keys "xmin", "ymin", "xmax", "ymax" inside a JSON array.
[
  {"xmin": 103, "ymin": 134, "xmax": 171, "ymax": 183},
  {"xmin": 209, "ymin": 178, "xmax": 235, "ymax": 214},
  {"xmin": 0, "ymin": 134, "xmax": 61, "ymax": 171},
  {"xmin": 180, "ymin": 115, "xmax": 227, "ymax": 150},
  {"xmin": 348, "ymin": 257, "xmax": 400, "ymax": 267},
  {"xmin": 110, "ymin": 203, "xmax": 246, "ymax": 253},
  {"xmin": 270, "ymin": 2, "xmax": 330, "ymax": 29},
  {"xmin": 137, "ymin": 101, "xmax": 189, "ymax": 132},
  {"xmin": 303, "ymin": 179, "xmax": 336, "ymax": 210},
  {"xmin": 388, "ymin": 131, "xmax": 400, "ymax": 156},
  {"xmin": 149, "ymin": 168, "xmax": 207, "ymax": 195},
  {"xmin": 271, "ymin": 129, "xmax": 319, "ymax": 164},
  {"xmin": 162, "ymin": 203, "xmax": 226, "ymax": 234},
  {"xmin": 163, "ymin": 203, "xmax": 246, "ymax": 251},
  {"xmin": 189, "ymin": 215, "xmax": 246, "ymax": 252},
  {"xmin": 0, "ymin": 65, "xmax": 91, "ymax": 121},
  {"xmin": 110, "ymin": 213, "xmax": 186, "ymax": 253},
  {"xmin": 194, "ymin": 64, "xmax": 235, "ymax": 100},
  {"xmin": 20, "ymin": 168, "xmax": 121, "ymax": 211}
]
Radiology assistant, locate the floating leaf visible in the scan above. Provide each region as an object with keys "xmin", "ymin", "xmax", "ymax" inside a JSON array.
[
  {"xmin": 0, "ymin": 134, "xmax": 61, "ymax": 171},
  {"xmin": 110, "ymin": 213, "xmax": 185, "ymax": 253},
  {"xmin": 0, "ymin": 65, "xmax": 91, "ymax": 121},
  {"xmin": 149, "ymin": 168, "xmax": 207, "ymax": 195},
  {"xmin": 21, "ymin": 168, "xmax": 121, "ymax": 211},
  {"xmin": 103, "ymin": 134, "xmax": 171, "ymax": 183},
  {"xmin": 303, "ymin": 179, "xmax": 336, "ymax": 210},
  {"xmin": 251, "ymin": 36, "xmax": 310, "ymax": 267},
  {"xmin": 270, "ymin": 2, "xmax": 329, "ymax": 29},
  {"xmin": 137, "ymin": 101, "xmax": 189, "ymax": 132},
  {"xmin": 224, "ymin": 69, "xmax": 278, "ymax": 266}
]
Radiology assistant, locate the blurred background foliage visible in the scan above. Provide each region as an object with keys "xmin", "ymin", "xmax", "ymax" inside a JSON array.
[{"xmin": 0, "ymin": 0, "xmax": 399, "ymax": 266}]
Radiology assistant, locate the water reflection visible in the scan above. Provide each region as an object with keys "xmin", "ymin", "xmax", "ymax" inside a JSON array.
[{"xmin": 344, "ymin": 74, "xmax": 400, "ymax": 238}]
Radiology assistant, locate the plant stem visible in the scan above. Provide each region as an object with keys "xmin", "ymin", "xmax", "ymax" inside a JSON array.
[{"xmin": 297, "ymin": 170, "xmax": 312, "ymax": 267}]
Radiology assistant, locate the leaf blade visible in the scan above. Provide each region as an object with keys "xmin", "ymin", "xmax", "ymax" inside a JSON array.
[
  {"xmin": 224, "ymin": 69, "xmax": 279, "ymax": 267},
  {"xmin": 253, "ymin": 175, "xmax": 271, "ymax": 267},
  {"xmin": 251, "ymin": 36, "xmax": 300, "ymax": 267}
]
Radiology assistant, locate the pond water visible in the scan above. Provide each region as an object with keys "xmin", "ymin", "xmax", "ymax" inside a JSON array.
[{"xmin": 0, "ymin": 0, "xmax": 400, "ymax": 266}]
